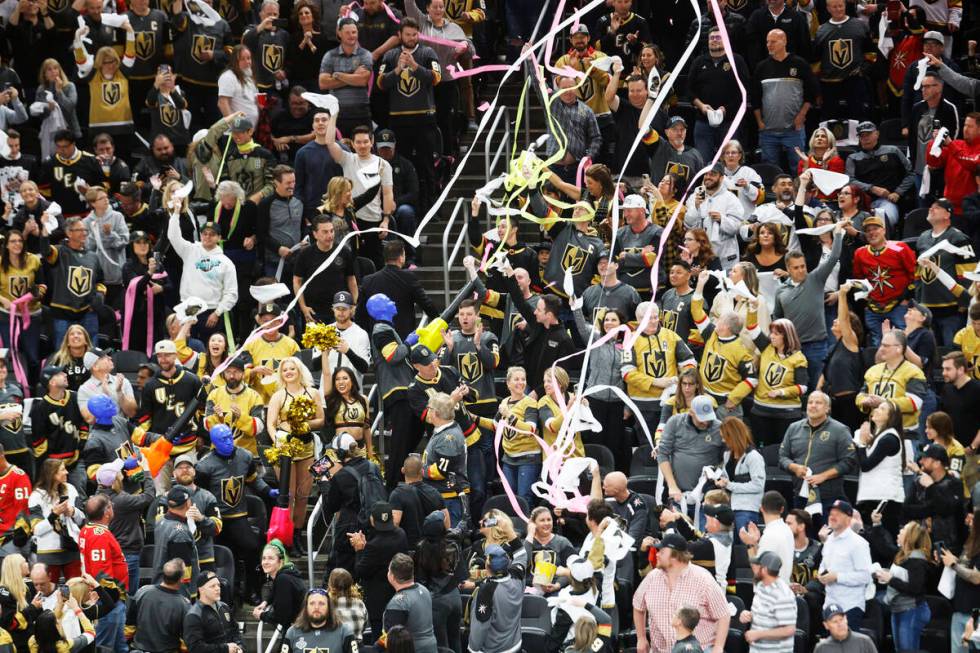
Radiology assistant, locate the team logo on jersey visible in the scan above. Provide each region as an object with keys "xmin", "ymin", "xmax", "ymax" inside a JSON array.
[
  {"xmin": 398, "ymin": 69, "xmax": 420, "ymax": 97},
  {"xmin": 561, "ymin": 244, "xmax": 587, "ymax": 276},
  {"xmin": 703, "ymin": 351, "xmax": 727, "ymax": 383},
  {"xmin": 68, "ymin": 266, "xmax": 93, "ymax": 297},
  {"xmin": 102, "ymin": 81, "xmax": 122, "ymax": 106},
  {"xmin": 870, "ymin": 381, "xmax": 897, "ymax": 399},
  {"xmin": 160, "ymin": 102, "xmax": 179, "ymax": 127},
  {"xmin": 192, "ymin": 35, "xmax": 216, "ymax": 65},
  {"xmin": 764, "ymin": 362, "xmax": 787, "ymax": 388},
  {"xmin": 918, "ymin": 255, "xmax": 940, "ymax": 283},
  {"xmin": 47, "ymin": 0, "xmax": 67, "ymax": 11},
  {"xmin": 659, "ymin": 309, "xmax": 678, "ymax": 333},
  {"xmin": 666, "ymin": 162, "xmax": 690, "ymax": 182},
  {"xmin": 457, "ymin": 352, "xmax": 483, "ymax": 382},
  {"xmin": 641, "ymin": 349, "xmax": 667, "ymax": 378},
  {"xmin": 867, "ymin": 265, "xmax": 895, "ymax": 294},
  {"xmin": 135, "ymin": 31, "xmax": 156, "ymax": 61},
  {"xmin": 446, "ymin": 0, "xmax": 464, "ymax": 18},
  {"xmin": 342, "ymin": 403, "xmax": 361, "ymax": 422},
  {"xmin": 728, "ymin": 0, "xmax": 747, "ymax": 10},
  {"xmin": 217, "ymin": 0, "xmax": 239, "ymax": 23},
  {"xmin": 263, "ymin": 44, "xmax": 284, "ymax": 72},
  {"xmin": 221, "ymin": 475, "xmax": 245, "ymax": 506},
  {"xmin": 0, "ymin": 403, "xmax": 22, "ymax": 432},
  {"xmin": 8, "ymin": 276, "xmax": 28, "ymax": 298},
  {"xmin": 830, "ymin": 39, "xmax": 853, "ymax": 69},
  {"xmin": 578, "ymin": 75, "xmax": 595, "ymax": 102}
]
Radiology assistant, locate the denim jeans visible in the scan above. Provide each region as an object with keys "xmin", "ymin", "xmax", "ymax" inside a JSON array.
[
  {"xmin": 125, "ymin": 552, "xmax": 140, "ymax": 595},
  {"xmin": 871, "ymin": 198, "xmax": 900, "ymax": 228},
  {"xmin": 917, "ymin": 386, "xmax": 937, "ymax": 437},
  {"xmin": 801, "ymin": 340, "xmax": 829, "ymax": 392},
  {"xmin": 393, "ymin": 204, "xmax": 418, "ymax": 262},
  {"xmin": 95, "ymin": 600, "xmax": 128, "ymax": 653},
  {"xmin": 864, "ymin": 304, "xmax": 908, "ymax": 347},
  {"xmin": 502, "ymin": 462, "xmax": 541, "ymax": 506},
  {"xmin": 952, "ymin": 611, "xmax": 972, "ymax": 653},
  {"xmin": 759, "ymin": 128, "xmax": 805, "ymax": 172},
  {"xmin": 733, "ymin": 510, "xmax": 761, "ymax": 544},
  {"xmin": 52, "ymin": 312, "xmax": 100, "ymax": 350},
  {"xmin": 445, "ymin": 497, "xmax": 464, "ymax": 529},
  {"xmin": 824, "ymin": 304, "xmax": 839, "ymax": 352},
  {"xmin": 891, "ymin": 601, "xmax": 931, "ymax": 652},
  {"xmin": 693, "ymin": 119, "xmax": 733, "ymax": 163}
]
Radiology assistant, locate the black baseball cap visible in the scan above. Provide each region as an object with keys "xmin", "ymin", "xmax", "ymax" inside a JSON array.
[
  {"xmin": 371, "ymin": 502, "xmax": 395, "ymax": 531},
  {"xmin": 166, "ymin": 485, "xmax": 191, "ymax": 508},
  {"xmin": 333, "ymin": 291, "xmax": 355, "ymax": 307},
  {"xmin": 375, "ymin": 129, "xmax": 396, "ymax": 149},
  {"xmin": 933, "ymin": 198, "xmax": 954, "ymax": 213},
  {"xmin": 920, "ymin": 443, "xmax": 950, "ymax": 467},
  {"xmin": 654, "ymin": 532, "xmax": 688, "ymax": 552},
  {"xmin": 703, "ymin": 503, "xmax": 735, "ymax": 526},
  {"xmin": 410, "ymin": 344, "xmax": 437, "ymax": 366},
  {"xmin": 829, "ymin": 499, "xmax": 854, "ymax": 516}
]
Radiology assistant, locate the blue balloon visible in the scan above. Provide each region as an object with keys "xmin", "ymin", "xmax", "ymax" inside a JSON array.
[
  {"xmin": 87, "ymin": 395, "xmax": 117, "ymax": 425},
  {"xmin": 367, "ymin": 293, "xmax": 397, "ymax": 323},
  {"xmin": 210, "ymin": 424, "xmax": 235, "ymax": 457}
]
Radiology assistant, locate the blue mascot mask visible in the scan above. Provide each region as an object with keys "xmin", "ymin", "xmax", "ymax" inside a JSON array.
[
  {"xmin": 87, "ymin": 395, "xmax": 117, "ymax": 426},
  {"xmin": 366, "ymin": 293, "xmax": 397, "ymax": 323},
  {"xmin": 211, "ymin": 424, "xmax": 235, "ymax": 457}
]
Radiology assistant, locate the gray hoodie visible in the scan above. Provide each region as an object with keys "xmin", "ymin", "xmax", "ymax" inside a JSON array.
[
  {"xmin": 572, "ymin": 307, "xmax": 623, "ymax": 402},
  {"xmin": 467, "ymin": 572, "xmax": 524, "ymax": 653},
  {"xmin": 83, "ymin": 208, "xmax": 130, "ymax": 285},
  {"xmin": 404, "ymin": 0, "xmax": 474, "ymax": 80}
]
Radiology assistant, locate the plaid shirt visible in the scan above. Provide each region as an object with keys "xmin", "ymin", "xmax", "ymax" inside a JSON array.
[
  {"xmin": 333, "ymin": 596, "xmax": 368, "ymax": 640},
  {"xmin": 652, "ymin": 199, "xmax": 686, "ymax": 275},
  {"xmin": 544, "ymin": 97, "xmax": 601, "ymax": 161},
  {"xmin": 633, "ymin": 563, "xmax": 729, "ymax": 651}
]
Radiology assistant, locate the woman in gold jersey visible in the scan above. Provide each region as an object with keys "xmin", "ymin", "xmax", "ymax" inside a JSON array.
[
  {"xmin": 266, "ymin": 357, "xmax": 324, "ymax": 538},
  {"xmin": 322, "ymin": 357, "xmax": 372, "ymax": 460},
  {"xmin": 0, "ymin": 230, "xmax": 46, "ymax": 383}
]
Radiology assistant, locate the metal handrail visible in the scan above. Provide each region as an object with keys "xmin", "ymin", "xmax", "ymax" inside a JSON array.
[
  {"xmin": 523, "ymin": 2, "xmax": 551, "ymax": 146},
  {"xmin": 441, "ymin": 197, "xmax": 469, "ymax": 305},
  {"xmin": 305, "ymin": 313, "xmax": 426, "ymax": 588},
  {"xmin": 483, "ymin": 105, "xmax": 511, "ymax": 183}
]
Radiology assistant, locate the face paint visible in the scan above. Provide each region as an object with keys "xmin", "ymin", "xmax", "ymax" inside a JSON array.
[{"xmin": 210, "ymin": 423, "xmax": 235, "ymax": 457}]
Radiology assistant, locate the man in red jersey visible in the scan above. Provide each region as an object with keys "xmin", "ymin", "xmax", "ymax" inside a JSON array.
[
  {"xmin": 0, "ymin": 444, "xmax": 32, "ymax": 556},
  {"xmin": 79, "ymin": 492, "xmax": 129, "ymax": 653},
  {"xmin": 852, "ymin": 215, "xmax": 917, "ymax": 347}
]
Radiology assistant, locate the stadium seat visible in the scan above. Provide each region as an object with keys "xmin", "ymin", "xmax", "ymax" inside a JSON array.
[
  {"xmin": 246, "ymin": 494, "xmax": 268, "ymax": 539},
  {"xmin": 921, "ymin": 594, "xmax": 953, "ymax": 653},
  {"xmin": 749, "ymin": 162, "xmax": 784, "ymax": 190},
  {"xmin": 584, "ymin": 443, "xmax": 615, "ymax": 477},
  {"xmin": 878, "ymin": 117, "xmax": 904, "ymax": 148},
  {"xmin": 138, "ymin": 544, "xmax": 156, "ymax": 590},
  {"xmin": 627, "ymin": 476, "xmax": 659, "ymax": 497},
  {"xmin": 629, "ymin": 445, "xmax": 658, "ymax": 477},
  {"xmin": 520, "ymin": 594, "xmax": 551, "ymax": 632},
  {"xmin": 727, "ymin": 594, "xmax": 745, "ymax": 623},
  {"xmin": 482, "ymin": 494, "xmax": 530, "ymax": 536},
  {"xmin": 725, "ymin": 627, "xmax": 748, "ymax": 653},
  {"xmin": 900, "ymin": 207, "xmax": 930, "ymax": 241},
  {"xmin": 214, "ymin": 544, "xmax": 237, "ymax": 606}
]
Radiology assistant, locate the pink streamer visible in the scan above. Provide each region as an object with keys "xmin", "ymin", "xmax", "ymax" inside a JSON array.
[
  {"xmin": 122, "ymin": 272, "xmax": 168, "ymax": 357},
  {"xmin": 9, "ymin": 293, "xmax": 34, "ymax": 396},
  {"xmin": 478, "ymin": 239, "xmax": 494, "ymax": 273},
  {"xmin": 575, "ymin": 156, "xmax": 592, "ymax": 189}
]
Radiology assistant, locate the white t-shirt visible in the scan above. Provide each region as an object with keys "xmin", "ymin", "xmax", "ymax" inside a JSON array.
[
  {"xmin": 339, "ymin": 150, "xmax": 393, "ymax": 224},
  {"xmin": 217, "ymin": 70, "xmax": 259, "ymax": 127},
  {"xmin": 758, "ymin": 518, "xmax": 795, "ymax": 584},
  {"xmin": 77, "ymin": 374, "xmax": 135, "ymax": 414},
  {"xmin": 325, "ymin": 321, "xmax": 371, "ymax": 386}
]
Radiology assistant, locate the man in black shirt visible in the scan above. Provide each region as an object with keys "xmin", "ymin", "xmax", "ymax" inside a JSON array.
[
  {"xmin": 293, "ymin": 214, "xmax": 357, "ymax": 324},
  {"xmin": 745, "ymin": 0, "xmax": 811, "ymax": 70},
  {"xmin": 388, "ymin": 455, "xmax": 447, "ymax": 544},
  {"xmin": 940, "ymin": 352, "xmax": 980, "ymax": 450},
  {"xmin": 270, "ymin": 87, "xmax": 315, "ymax": 163},
  {"xmin": 376, "ymin": 129, "xmax": 420, "ymax": 264},
  {"xmin": 351, "ymin": 501, "xmax": 409, "ymax": 642},
  {"xmin": 688, "ymin": 27, "xmax": 752, "ymax": 161}
]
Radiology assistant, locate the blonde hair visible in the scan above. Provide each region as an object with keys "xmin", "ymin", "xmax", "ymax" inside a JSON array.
[
  {"xmin": 571, "ymin": 615, "xmax": 598, "ymax": 652},
  {"xmin": 322, "ymin": 176, "xmax": 352, "ymax": 215},
  {"xmin": 161, "ymin": 179, "xmax": 189, "ymax": 215},
  {"xmin": 807, "ymin": 127, "xmax": 839, "ymax": 161},
  {"xmin": 277, "ymin": 356, "xmax": 315, "ymax": 389},
  {"xmin": 0, "ymin": 554, "xmax": 28, "ymax": 610},
  {"xmin": 94, "ymin": 46, "xmax": 120, "ymax": 70},
  {"xmin": 39, "ymin": 59, "xmax": 69, "ymax": 87},
  {"xmin": 544, "ymin": 366, "xmax": 570, "ymax": 392},
  {"xmin": 66, "ymin": 578, "xmax": 90, "ymax": 605},
  {"xmin": 895, "ymin": 520, "xmax": 932, "ymax": 565},
  {"xmin": 482, "ymin": 509, "xmax": 518, "ymax": 546},
  {"xmin": 50, "ymin": 324, "xmax": 93, "ymax": 366}
]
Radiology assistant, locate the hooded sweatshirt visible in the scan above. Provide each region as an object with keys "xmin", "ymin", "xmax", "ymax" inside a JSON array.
[{"xmin": 167, "ymin": 212, "xmax": 239, "ymax": 315}]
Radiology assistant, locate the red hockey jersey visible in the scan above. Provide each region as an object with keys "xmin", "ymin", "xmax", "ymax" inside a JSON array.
[
  {"xmin": 79, "ymin": 523, "xmax": 129, "ymax": 593},
  {"xmin": 0, "ymin": 465, "xmax": 31, "ymax": 543},
  {"xmin": 853, "ymin": 241, "xmax": 917, "ymax": 313}
]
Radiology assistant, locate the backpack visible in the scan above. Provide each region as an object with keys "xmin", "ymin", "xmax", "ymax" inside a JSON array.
[{"xmin": 345, "ymin": 459, "xmax": 389, "ymax": 529}]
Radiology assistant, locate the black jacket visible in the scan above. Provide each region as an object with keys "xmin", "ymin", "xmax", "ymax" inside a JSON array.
[
  {"xmin": 505, "ymin": 275, "xmax": 578, "ymax": 394},
  {"xmin": 183, "ymin": 600, "xmax": 242, "ymax": 653},
  {"xmin": 355, "ymin": 527, "xmax": 410, "ymax": 626},
  {"xmin": 904, "ymin": 473, "xmax": 964, "ymax": 552},
  {"xmin": 389, "ymin": 153, "xmax": 420, "ymax": 210},
  {"xmin": 686, "ymin": 8, "xmax": 746, "ymax": 58},
  {"xmin": 260, "ymin": 564, "xmax": 307, "ymax": 629},
  {"xmin": 907, "ymin": 98, "xmax": 961, "ymax": 169},
  {"xmin": 745, "ymin": 5, "xmax": 811, "ymax": 69},
  {"xmin": 354, "ymin": 264, "xmax": 440, "ymax": 338}
]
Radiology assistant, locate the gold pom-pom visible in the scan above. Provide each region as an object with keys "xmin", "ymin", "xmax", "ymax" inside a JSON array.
[
  {"xmin": 302, "ymin": 322, "xmax": 341, "ymax": 351},
  {"xmin": 264, "ymin": 436, "xmax": 308, "ymax": 465},
  {"xmin": 285, "ymin": 394, "xmax": 317, "ymax": 435}
]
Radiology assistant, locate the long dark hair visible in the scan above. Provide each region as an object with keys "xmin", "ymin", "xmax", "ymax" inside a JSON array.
[
  {"xmin": 293, "ymin": 590, "xmax": 340, "ymax": 630},
  {"xmin": 36, "ymin": 459, "xmax": 68, "ymax": 500},
  {"xmin": 33, "ymin": 610, "xmax": 64, "ymax": 653},
  {"xmin": 871, "ymin": 401, "xmax": 904, "ymax": 436},
  {"xmin": 584, "ymin": 164, "xmax": 615, "ymax": 200},
  {"xmin": 227, "ymin": 44, "xmax": 251, "ymax": 85},
  {"xmin": 0, "ymin": 230, "xmax": 27, "ymax": 274},
  {"xmin": 324, "ymin": 367, "xmax": 368, "ymax": 421},
  {"xmin": 745, "ymin": 222, "xmax": 787, "ymax": 257},
  {"xmin": 386, "ymin": 626, "xmax": 416, "ymax": 653},
  {"xmin": 416, "ymin": 532, "xmax": 455, "ymax": 579},
  {"xmin": 964, "ymin": 508, "xmax": 980, "ymax": 559}
]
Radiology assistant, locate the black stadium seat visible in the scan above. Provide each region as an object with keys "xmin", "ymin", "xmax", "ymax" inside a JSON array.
[{"xmin": 584, "ymin": 443, "xmax": 615, "ymax": 477}]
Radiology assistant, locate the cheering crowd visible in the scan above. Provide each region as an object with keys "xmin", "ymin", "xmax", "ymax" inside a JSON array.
[{"xmin": 1, "ymin": 0, "xmax": 980, "ymax": 652}]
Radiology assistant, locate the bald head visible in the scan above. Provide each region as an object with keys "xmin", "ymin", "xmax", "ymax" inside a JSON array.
[
  {"xmin": 30, "ymin": 563, "xmax": 53, "ymax": 593},
  {"xmin": 602, "ymin": 472, "xmax": 628, "ymax": 500},
  {"xmin": 402, "ymin": 455, "xmax": 423, "ymax": 481},
  {"xmin": 767, "ymin": 29, "xmax": 787, "ymax": 58}
]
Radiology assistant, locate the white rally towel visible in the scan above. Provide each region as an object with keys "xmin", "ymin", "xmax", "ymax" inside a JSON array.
[
  {"xmin": 809, "ymin": 168, "xmax": 851, "ymax": 196},
  {"xmin": 917, "ymin": 239, "xmax": 975, "ymax": 262},
  {"xmin": 796, "ymin": 222, "xmax": 838, "ymax": 236},
  {"xmin": 186, "ymin": 0, "xmax": 221, "ymax": 27},
  {"xmin": 913, "ymin": 57, "xmax": 929, "ymax": 91},
  {"xmin": 301, "ymin": 92, "xmax": 340, "ymax": 117},
  {"xmin": 929, "ymin": 127, "xmax": 949, "ymax": 158},
  {"xmin": 249, "ymin": 282, "xmax": 291, "ymax": 304}
]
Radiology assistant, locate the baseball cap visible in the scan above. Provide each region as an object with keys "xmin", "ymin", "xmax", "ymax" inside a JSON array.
[
  {"xmin": 622, "ymin": 194, "xmax": 646, "ymax": 210},
  {"xmin": 375, "ymin": 129, "xmax": 396, "ymax": 149},
  {"xmin": 224, "ymin": 355, "xmax": 249, "ymax": 371},
  {"xmin": 40, "ymin": 365, "xmax": 65, "ymax": 387},
  {"xmin": 96, "ymin": 459, "xmax": 125, "ymax": 487},
  {"xmin": 333, "ymin": 291, "xmax": 355, "ymax": 307},
  {"xmin": 923, "ymin": 30, "xmax": 944, "ymax": 44},
  {"xmin": 596, "ymin": 250, "xmax": 611, "ymax": 262},
  {"xmin": 856, "ymin": 120, "xmax": 877, "ymax": 134},
  {"xmin": 703, "ymin": 503, "xmax": 735, "ymax": 527},
  {"xmin": 920, "ymin": 443, "xmax": 950, "ymax": 467},
  {"xmin": 862, "ymin": 215, "xmax": 886, "ymax": 230},
  {"xmin": 332, "ymin": 433, "xmax": 358, "ymax": 453},
  {"xmin": 83, "ymin": 348, "xmax": 111, "ymax": 371},
  {"xmin": 230, "ymin": 116, "xmax": 253, "ymax": 132},
  {"xmin": 533, "ymin": 242, "xmax": 552, "ymax": 252},
  {"xmin": 154, "ymin": 340, "xmax": 178, "ymax": 355},
  {"xmin": 257, "ymin": 302, "xmax": 281, "ymax": 316},
  {"xmin": 823, "ymin": 603, "xmax": 846, "ymax": 620},
  {"xmin": 690, "ymin": 395, "xmax": 717, "ymax": 423},
  {"xmin": 130, "ymin": 230, "xmax": 151, "ymax": 243},
  {"xmin": 166, "ymin": 485, "xmax": 191, "ymax": 508},
  {"xmin": 571, "ymin": 23, "xmax": 589, "ymax": 36},
  {"xmin": 421, "ymin": 510, "xmax": 446, "ymax": 539},
  {"xmin": 201, "ymin": 221, "xmax": 220, "ymax": 235},
  {"xmin": 485, "ymin": 544, "xmax": 511, "ymax": 572},
  {"xmin": 750, "ymin": 550, "xmax": 783, "ymax": 574},
  {"xmin": 667, "ymin": 115, "xmax": 687, "ymax": 129},
  {"xmin": 829, "ymin": 499, "xmax": 854, "ymax": 516},
  {"xmin": 933, "ymin": 198, "xmax": 954, "ymax": 213},
  {"xmin": 197, "ymin": 570, "xmax": 221, "ymax": 590},
  {"xmin": 654, "ymin": 532, "xmax": 689, "ymax": 552},
  {"xmin": 371, "ymin": 502, "xmax": 395, "ymax": 531},
  {"xmin": 907, "ymin": 300, "xmax": 933, "ymax": 327},
  {"xmin": 567, "ymin": 555, "xmax": 594, "ymax": 582},
  {"xmin": 118, "ymin": 181, "xmax": 141, "ymax": 198},
  {"xmin": 709, "ymin": 161, "xmax": 726, "ymax": 175},
  {"xmin": 173, "ymin": 453, "xmax": 197, "ymax": 469},
  {"xmin": 410, "ymin": 344, "xmax": 437, "ymax": 366}
]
